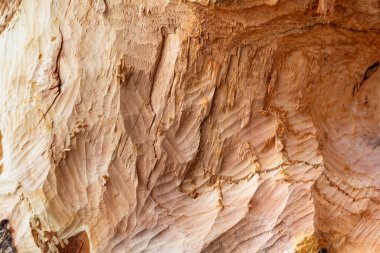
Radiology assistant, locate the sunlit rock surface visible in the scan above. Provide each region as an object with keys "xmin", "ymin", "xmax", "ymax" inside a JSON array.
[{"xmin": 1, "ymin": 0, "xmax": 380, "ymax": 252}]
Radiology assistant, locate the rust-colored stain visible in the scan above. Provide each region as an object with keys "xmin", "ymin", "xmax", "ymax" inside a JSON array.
[
  {"xmin": 0, "ymin": 0, "xmax": 21, "ymax": 34},
  {"xmin": 62, "ymin": 231, "xmax": 90, "ymax": 253}
]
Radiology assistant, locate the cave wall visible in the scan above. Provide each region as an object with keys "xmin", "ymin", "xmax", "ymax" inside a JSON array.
[{"xmin": 1, "ymin": 0, "xmax": 380, "ymax": 252}]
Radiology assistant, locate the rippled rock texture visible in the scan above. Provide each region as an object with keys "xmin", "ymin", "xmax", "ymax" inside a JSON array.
[{"xmin": 1, "ymin": 0, "xmax": 380, "ymax": 252}]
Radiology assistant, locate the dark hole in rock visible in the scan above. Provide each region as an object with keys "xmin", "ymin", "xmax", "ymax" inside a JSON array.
[
  {"xmin": 0, "ymin": 219, "xmax": 16, "ymax": 253},
  {"xmin": 353, "ymin": 61, "xmax": 380, "ymax": 95},
  {"xmin": 363, "ymin": 61, "xmax": 379, "ymax": 81},
  {"xmin": 62, "ymin": 231, "xmax": 90, "ymax": 253}
]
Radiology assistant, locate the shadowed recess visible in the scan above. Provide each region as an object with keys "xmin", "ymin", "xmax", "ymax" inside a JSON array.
[
  {"xmin": 62, "ymin": 231, "xmax": 90, "ymax": 253},
  {"xmin": 0, "ymin": 219, "xmax": 16, "ymax": 253}
]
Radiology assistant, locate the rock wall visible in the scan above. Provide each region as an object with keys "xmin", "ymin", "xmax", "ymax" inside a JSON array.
[{"xmin": 1, "ymin": 0, "xmax": 380, "ymax": 252}]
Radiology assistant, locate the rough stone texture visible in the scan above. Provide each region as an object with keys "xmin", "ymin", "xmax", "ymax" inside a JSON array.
[
  {"xmin": 0, "ymin": 220, "xmax": 16, "ymax": 253},
  {"xmin": 0, "ymin": 0, "xmax": 380, "ymax": 252}
]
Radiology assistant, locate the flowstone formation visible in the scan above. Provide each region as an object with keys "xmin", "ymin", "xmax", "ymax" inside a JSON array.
[{"xmin": 1, "ymin": 0, "xmax": 380, "ymax": 252}]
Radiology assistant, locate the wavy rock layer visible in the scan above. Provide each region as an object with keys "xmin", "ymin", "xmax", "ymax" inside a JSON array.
[{"xmin": 1, "ymin": 0, "xmax": 380, "ymax": 252}]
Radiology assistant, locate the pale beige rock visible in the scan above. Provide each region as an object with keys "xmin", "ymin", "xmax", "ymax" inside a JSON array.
[{"xmin": 0, "ymin": 0, "xmax": 380, "ymax": 252}]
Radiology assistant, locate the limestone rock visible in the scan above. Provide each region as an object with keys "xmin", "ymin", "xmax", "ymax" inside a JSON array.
[{"xmin": 0, "ymin": 0, "xmax": 380, "ymax": 252}]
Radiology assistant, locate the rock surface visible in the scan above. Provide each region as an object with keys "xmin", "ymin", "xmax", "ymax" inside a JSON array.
[{"xmin": 1, "ymin": 0, "xmax": 380, "ymax": 252}]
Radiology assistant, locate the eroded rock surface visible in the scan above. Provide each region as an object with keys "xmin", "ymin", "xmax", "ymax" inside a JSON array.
[
  {"xmin": 1, "ymin": 0, "xmax": 380, "ymax": 252},
  {"xmin": 0, "ymin": 220, "xmax": 16, "ymax": 253}
]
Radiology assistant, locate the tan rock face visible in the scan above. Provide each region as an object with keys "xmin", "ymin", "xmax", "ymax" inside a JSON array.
[{"xmin": 1, "ymin": 0, "xmax": 380, "ymax": 252}]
